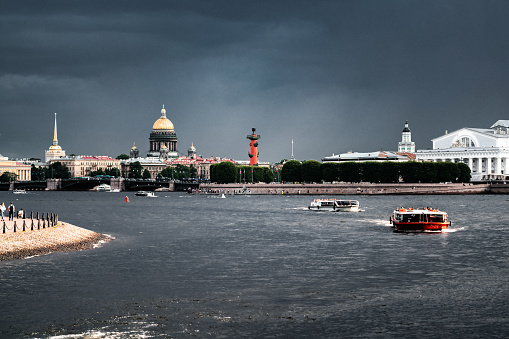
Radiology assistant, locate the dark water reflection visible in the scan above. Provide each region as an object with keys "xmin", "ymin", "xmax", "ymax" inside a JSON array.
[{"xmin": 1, "ymin": 191, "xmax": 508, "ymax": 338}]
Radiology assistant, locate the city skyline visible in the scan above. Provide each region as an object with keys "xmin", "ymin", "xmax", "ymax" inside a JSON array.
[{"xmin": 2, "ymin": 1, "xmax": 509, "ymax": 162}]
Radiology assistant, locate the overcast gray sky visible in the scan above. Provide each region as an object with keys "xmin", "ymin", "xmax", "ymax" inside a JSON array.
[{"xmin": 2, "ymin": 0, "xmax": 509, "ymax": 163}]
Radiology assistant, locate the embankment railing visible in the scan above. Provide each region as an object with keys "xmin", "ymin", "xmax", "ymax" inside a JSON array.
[{"xmin": 2, "ymin": 212, "xmax": 59, "ymax": 234}]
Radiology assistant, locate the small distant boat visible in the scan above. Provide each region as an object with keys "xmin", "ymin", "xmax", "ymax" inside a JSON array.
[
  {"xmin": 390, "ymin": 207, "xmax": 451, "ymax": 232},
  {"xmin": 95, "ymin": 183, "xmax": 111, "ymax": 192},
  {"xmin": 135, "ymin": 191, "xmax": 156, "ymax": 197},
  {"xmin": 12, "ymin": 189, "xmax": 27, "ymax": 194},
  {"xmin": 308, "ymin": 199, "xmax": 360, "ymax": 212},
  {"xmin": 220, "ymin": 193, "xmax": 226, "ymax": 199}
]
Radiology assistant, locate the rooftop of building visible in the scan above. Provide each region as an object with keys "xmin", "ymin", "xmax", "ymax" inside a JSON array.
[{"xmin": 322, "ymin": 151, "xmax": 415, "ymax": 162}]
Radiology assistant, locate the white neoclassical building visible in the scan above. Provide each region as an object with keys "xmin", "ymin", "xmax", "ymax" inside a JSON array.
[{"xmin": 417, "ymin": 120, "xmax": 509, "ymax": 181}]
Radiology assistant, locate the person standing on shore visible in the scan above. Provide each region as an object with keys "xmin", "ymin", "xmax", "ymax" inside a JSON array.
[
  {"xmin": 0, "ymin": 202, "xmax": 5, "ymax": 221},
  {"xmin": 8, "ymin": 202, "xmax": 15, "ymax": 221}
]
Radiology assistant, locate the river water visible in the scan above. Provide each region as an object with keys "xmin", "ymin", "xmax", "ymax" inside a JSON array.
[{"xmin": 0, "ymin": 191, "xmax": 508, "ymax": 338}]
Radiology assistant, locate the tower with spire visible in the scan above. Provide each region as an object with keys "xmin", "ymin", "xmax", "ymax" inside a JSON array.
[
  {"xmin": 188, "ymin": 142, "xmax": 197, "ymax": 159},
  {"xmin": 398, "ymin": 120, "xmax": 415, "ymax": 153},
  {"xmin": 45, "ymin": 113, "xmax": 66, "ymax": 163}
]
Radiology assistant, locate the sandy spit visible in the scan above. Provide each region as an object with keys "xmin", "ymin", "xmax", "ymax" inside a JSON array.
[{"xmin": 0, "ymin": 222, "xmax": 113, "ymax": 261}]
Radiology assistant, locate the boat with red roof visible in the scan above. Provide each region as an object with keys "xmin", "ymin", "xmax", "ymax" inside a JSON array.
[{"xmin": 390, "ymin": 207, "xmax": 451, "ymax": 232}]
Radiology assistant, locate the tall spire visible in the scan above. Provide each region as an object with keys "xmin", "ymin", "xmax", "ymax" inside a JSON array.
[
  {"xmin": 291, "ymin": 139, "xmax": 295, "ymax": 160},
  {"xmin": 53, "ymin": 113, "xmax": 58, "ymax": 146}
]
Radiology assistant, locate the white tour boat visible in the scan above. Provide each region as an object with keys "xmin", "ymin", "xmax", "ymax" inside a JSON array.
[
  {"xmin": 308, "ymin": 199, "xmax": 360, "ymax": 212},
  {"xmin": 95, "ymin": 183, "xmax": 111, "ymax": 192},
  {"xmin": 135, "ymin": 191, "xmax": 157, "ymax": 197},
  {"xmin": 13, "ymin": 189, "xmax": 27, "ymax": 194}
]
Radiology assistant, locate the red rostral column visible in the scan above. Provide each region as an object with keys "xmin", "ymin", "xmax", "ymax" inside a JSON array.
[{"xmin": 247, "ymin": 127, "xmax": 261, "ymax": 166}]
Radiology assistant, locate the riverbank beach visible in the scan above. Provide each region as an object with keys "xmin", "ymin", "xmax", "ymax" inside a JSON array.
[{"xmin": 0, "ymin": 221, "xmax": 112, "ymax": 261}]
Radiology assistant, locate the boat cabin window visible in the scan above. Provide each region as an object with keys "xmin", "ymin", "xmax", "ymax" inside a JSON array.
[
  {"xmin": 429, "ymin": 214, "xmax": 445, "ymax": 222},
  {"xmin": 395, "ymin": 213, "xmax": 421, "ymax": 222},
  {"xmin": 406, "ymin": 214, "xmax": 421, "ymax": 222}
]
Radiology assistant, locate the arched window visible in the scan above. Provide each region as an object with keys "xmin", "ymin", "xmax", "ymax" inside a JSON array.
[
  {"xmin": 461, "ymin": 137, "xmax": 475, "ymax": 147},
  {"xmin": 451, "ymin": 136, "xmax": 476, "ymax": 148}
]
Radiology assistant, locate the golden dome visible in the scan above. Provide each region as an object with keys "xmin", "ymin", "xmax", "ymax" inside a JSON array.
[
  {"xmin": 153, "ymin": 105, "xmax": 174, "ymax": 130},
  {"xmin": 153, "ymin": 117, "xmax": 174, "ymax": 130}
]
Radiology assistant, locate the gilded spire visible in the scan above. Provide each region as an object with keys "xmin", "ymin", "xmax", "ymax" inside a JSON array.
[{"xmin": 53, "ymin": 113, "xmax": 58, "ymax": 146}]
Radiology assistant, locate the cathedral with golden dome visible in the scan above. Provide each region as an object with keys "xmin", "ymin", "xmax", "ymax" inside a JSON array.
[{"xmin": 148, "ymin": 105, "xmax": 178, "ymax": 159}]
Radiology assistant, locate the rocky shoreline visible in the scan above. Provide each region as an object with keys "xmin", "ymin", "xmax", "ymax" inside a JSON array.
[{"xmin": 0, "ymin": 222, "xmax": 113, "ymax": 261}]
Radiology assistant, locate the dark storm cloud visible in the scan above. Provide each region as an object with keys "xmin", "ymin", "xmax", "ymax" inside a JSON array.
[{"xmin": 2, "ymin": 0, "xmax": 509, "ymax": 162}]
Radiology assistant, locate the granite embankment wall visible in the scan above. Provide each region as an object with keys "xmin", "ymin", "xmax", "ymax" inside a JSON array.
[{"xmin": 199, "ymin": 183, "xmax": 502, "ymax": 195}]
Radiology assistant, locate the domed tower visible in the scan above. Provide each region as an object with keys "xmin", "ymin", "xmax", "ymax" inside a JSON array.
[
  {"xmin": 188, "ymin": 142, "xmax": 197, "ymax": 159},
  {"xmin": 149, "ymin": 105, "xmax": 178, "ymax": 158},
  {"xmin": 130, "ymin": 143, "xmax": 139, "ymax": 158},
  {"xmin": 398, "ymin": 120, "xmax": 415, "ymax": 153},
  {"xmin": 247, "ymin": 128, "xmax": 261, "ymax": 166}
]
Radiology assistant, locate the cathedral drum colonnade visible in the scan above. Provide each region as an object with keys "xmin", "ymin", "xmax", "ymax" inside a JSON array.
[
  {"xmin": 149, "ymin": 105, "xmax": 178, "ymax": 159},
  {"xmin": 417, "ymin": 120, "xmax": 509, "ymax": 180}
]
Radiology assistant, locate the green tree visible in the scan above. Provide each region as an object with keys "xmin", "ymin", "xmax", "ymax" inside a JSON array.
[
  {"xmin": 436, "ymin": 162, "xmax": 459, "ymax": 183},
  {"xmin": 159, "ymin": 166, "xmax": 176, "ymax": 179},
  {"xmin": 262, "ymin": 167, "xmax": 275, "ymax": 183},
  {"xmin": 31, "ymin": 165, "xmax": 46, "ymax": 180},
  {"xmin": 48, "ymin": 162, "xmax": 71, "ymax": 179},
  {"xmin": 211, "ymin": 161, "xmax": 237, "ymax": 183},
  {"xmin": 142, "ymin": 169, "xmax": 151, "ymax": 179},
  {"xmin": 420, "ymin": 162, "xmax": 438, "ymax": 183},
  {"xmin": 360, "ymin": 162, "xmax": 382, "ymax": 183},
  {"xmin": 339, "ymin": 162, "xmax": 362, "ymax": 183},
  {"xmin": 457, "ymin": 163, "xmax": 471, "ymax": 182},
  {"xmin": 379, "ymin": 162, "xmax": 400, "ymax": 183},
  {"xmin": 105, "ymin": 167, "xmax": 121, "ymax": 177},
  {"xmin": 301, "ymin": 160, "xmax": 322, "ymax": 183},
  {"xmin": 174, "ymin": 164, "xmax": 193, "ymax": 180},
  {"xmin": 321, "ymin": 163, "xmax": 341, "ymax": 182},
  {"xmin": 129, "ymin": 161, "xmax": 143, "ymax": 178},
  {"xmin": 400, "ymin": 161, "xmax": 421, "ymax": 183},
  {"xmin": 116, "ymin": 154, "xmax": 130, "ymax": 160},
  {"xmin": 281, "ymin": 160, "xmax": 302, "ymax": 182},
  {"xmin": 189, "ymin": 165, "xmax": 197, "ymax": 179},
  {"xmin": 90, "ymin": 168, "xmax": 106, "ymax": 177},
  {"xmin": 0, "ymin": 172, "xmax": 17, "ymax": 182}
]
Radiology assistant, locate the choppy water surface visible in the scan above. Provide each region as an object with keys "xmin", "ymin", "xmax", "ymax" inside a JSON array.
[{"xmin": 1, "ymin": 192, "xmax": 508, "ymax": 338}]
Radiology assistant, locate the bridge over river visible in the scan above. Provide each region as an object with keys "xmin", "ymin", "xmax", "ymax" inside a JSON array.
[{"xmin": 0, "ymin": 178, "xmax": 199, "ymax": 192}]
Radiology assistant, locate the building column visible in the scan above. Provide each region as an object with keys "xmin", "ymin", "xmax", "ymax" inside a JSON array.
[
  {"xmin": 486, "ymin": 157, "xmax": 492, "ymax": 175},
  {"xmin": 468, "ymin": 158, "xmax": 473, "ymax": 173},
  {"xmin": 495, "ymin": 157, "xmax": 502, "ymax": 175}
]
